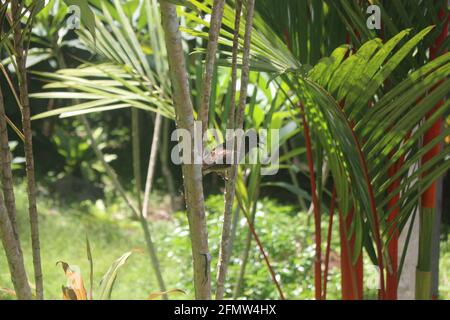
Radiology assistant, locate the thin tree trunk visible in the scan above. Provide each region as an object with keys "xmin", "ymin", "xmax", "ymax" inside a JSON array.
[
  {"xmin": 140, "ymin": 112, "xmax": 167, "ymax": 298},
  {"xmin": 12, "ymin": 0, "xmax": 43, "ymax": 299},
  {"xmin": 159, "ymin": 117, "xmax": 177, "ymax": 209},
  {"xmin": 142, "ymin": 113, "xmax": 162, "ymax": 218},
  {"xmin": 137, "ymin": 211, "xmax": 167, "ymax": 297},
  {"xmin": 0, "ymin": 195, "xmax": 32, "ymax": 300},
  {"xmin": 159, "ymin": 1, "xmax": 211, "ymax": 299},
  {"xmin": 199, "ymin": 0, "xmax": 225, "ymax": 137},
  {"xmin": 217, "ymin": 0, "xmax": 256, "ymax": 300},
  {"xmin": 0, "ymin": 85, "xmax": 31, "ymax": 300},
  {"xmin": 0, "ymin": 85, "xmax": 19, "ymax": 242},
  {"xmin": 132, "ymin": 109, "xmax": 142, "ymax": 210},
  {"xmin": 216, "ymin": 0, "xmax": 243, "ymax": 300}
]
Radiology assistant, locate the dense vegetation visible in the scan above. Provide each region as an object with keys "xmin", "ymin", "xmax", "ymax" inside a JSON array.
[
  {"xmin": 1, "ymin": 185, "xmax": 449, "ymax": 299},
  {"xmin": 0, "ymin": 0, "xmax": 449, "ymax": 300}
]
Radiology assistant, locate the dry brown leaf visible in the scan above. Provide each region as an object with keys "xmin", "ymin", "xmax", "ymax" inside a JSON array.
[{"xmin": 57, "ymin": 261, "xmax": 87, "ymax": 300}]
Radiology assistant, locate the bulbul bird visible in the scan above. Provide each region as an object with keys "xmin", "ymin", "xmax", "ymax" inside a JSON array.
[
  {"xmin": 202, "ymin": 145, "xmax": 233, "ymax": 178},
  {"xmin": 202, "ymin": 139, "xmax": 259, "ymax": 178},
  {"xmin": 202, "ymin": 130, "xmax": 265, "ymax": 178}
]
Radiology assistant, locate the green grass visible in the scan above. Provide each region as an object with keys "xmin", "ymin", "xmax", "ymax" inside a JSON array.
[
  {"xmin": 0, "ymin": 185, "xmax": 449, "ymax": 299},
  {"xmin": 439, "ymin": 233, "xmax": 450, "ymax": 299},
  {"xmin": 0, "ymin": 185, "xmax": 185, "ymax": 300}
]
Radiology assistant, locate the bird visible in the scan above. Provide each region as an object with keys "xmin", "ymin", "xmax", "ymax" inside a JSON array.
[
  {"xmin": 202, "ymin": 137, "xmax": 259, "ymax": 178},
  {"xmin": 202, "ymin": 144, "xmax": 234, "ymax": 179}
]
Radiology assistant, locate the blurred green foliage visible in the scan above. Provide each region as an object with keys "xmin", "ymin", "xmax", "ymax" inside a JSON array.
[{"xmin": 1, "ymin": 184, "xmax": 449, "ymax": 300}]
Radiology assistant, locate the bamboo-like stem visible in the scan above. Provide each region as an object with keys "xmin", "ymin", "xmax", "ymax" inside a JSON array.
[
  {"xmin": 0, "ymin": 194, "xmax": 32, "ymax": 300},
  {"xmin": 199, "ymin": 0, "xmax": 225, "ymax": 138},
  {"xmin": 215, "ymin": 0, "xmax": 243, "ymax": 300},
  {"xmin": 430, "ymin": 176, "xmax": 443, "ymax": 299},
  {"xmin": 219, "ymin": 0, "xmax": 256, "ymax": 298},
  {"xmin": 0, "ymin": 84, "xmax": 19, "ymax": 242},
  {"xmin": 322, "ymin": 188, "xmax": 336, "ymax": 300},
  {"xmin": 132, "ymin": 109, "xmax": 142, "ymax": 211},
  {"xmin": 160, "ymin": 1, "xmax": 211, "ymax": 299},
  {"xmin": 140, "ymin": 112, "xmax": 167, "ymax": 297},
  {"xmin": 417, "ymin": 7, "xmax": 448, "ymax": 300},
  {"xmin": 11, "ymin": 0, "xmax": 43, "ymax": 299},
  {"xmin": 142, "ymin": 113, "xmax": 162, "ymax": 218},
  {"xmin": 416, "ymin": 208, "xmax": 434, "ymax": 300},
  {"xmin": 159, "ymin": 117, "xmax": 178, "ymax": 209},
  {"xmin": 0, "ymin": 85, "xmax": 31, "ymax": 300},
  {"xmin": 137, "ymin": 211, "xmax": 168, "ymax": 297},
  {"xmin": 300, "ymin": 103, "xmax": 322, "ymax": 300}
]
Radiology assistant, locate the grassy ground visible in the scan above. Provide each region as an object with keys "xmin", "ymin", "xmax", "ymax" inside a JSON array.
[
  {"xmin": 0, "ymin": 185, "xmax": 449, "ymax": 300},
  {"xmin": 0, "ymin": 185, "xmax": 183, "ymax": 300}
]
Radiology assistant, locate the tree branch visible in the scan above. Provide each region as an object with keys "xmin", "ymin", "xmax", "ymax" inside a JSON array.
[{"xmin": 160, "ymin": 1, "xmax": 211, "ymax": 299}]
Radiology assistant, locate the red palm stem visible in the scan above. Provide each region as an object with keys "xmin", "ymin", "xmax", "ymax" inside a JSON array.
[
  {"xmin": 300, "ymin": 103, "xmax": 322, "ymax": 300},
  {"xmin": 323, "ymin": 188, "xmax": 336, "ymax": 299},
  {"xmin": 339, "ymin": 207, "xmax": 363, "ymax": 300},
  {"xmin": 422, "ymin": 8, "xmax": 449, "ymax": 209}
]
